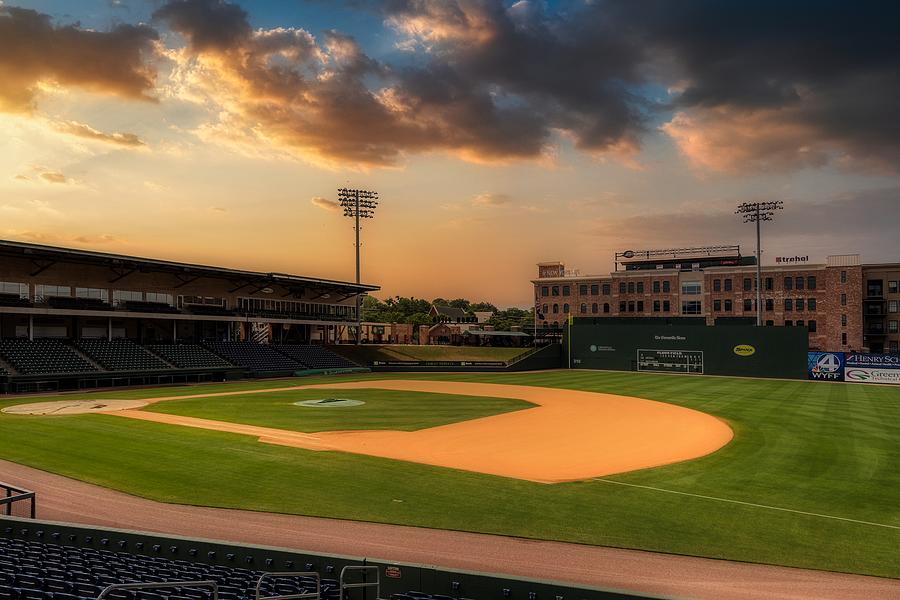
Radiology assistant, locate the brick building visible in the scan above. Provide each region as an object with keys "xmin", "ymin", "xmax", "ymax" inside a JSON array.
[{"xmin": 532, "ymin": 246, "xmax": 900, "ymax": 353}]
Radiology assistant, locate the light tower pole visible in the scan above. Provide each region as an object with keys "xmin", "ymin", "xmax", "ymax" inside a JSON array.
[
  {"xmin": 735, "ymin": 201, "xmax": 784, "ymax": 326},
  {"xmin": 338, "ymin": 188, "xmax": 378, "ymax": 344}
]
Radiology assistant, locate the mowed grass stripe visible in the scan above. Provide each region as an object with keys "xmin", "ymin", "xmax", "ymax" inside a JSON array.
[{"xmin": 0, "ymin": 370, "xmax": 898, "ymax": 578}]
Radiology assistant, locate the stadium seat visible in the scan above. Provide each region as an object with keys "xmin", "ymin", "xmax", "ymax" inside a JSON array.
[
  {"xmin": 146, "ymin": 345, "xmax": 234, "ymax": 370},
  {"xmin": 202, "ymin": 342, "xmax": 301, "ymax": 372},
  {"xmin": 273, "ymin": 345, "xmax": 358, "ymax": 370},
  {"xmin": 74, "ymin": 340, "xmax": 171, "ymax": 372},
  {"xmin": 0, "ymin": 339, "xmax": 99, "ymax": 376}
]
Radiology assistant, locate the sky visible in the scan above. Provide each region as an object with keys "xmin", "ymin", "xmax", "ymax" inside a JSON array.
[{"xmin": 1, "ymin": 0, "xmax": 898, "ymax": 307}]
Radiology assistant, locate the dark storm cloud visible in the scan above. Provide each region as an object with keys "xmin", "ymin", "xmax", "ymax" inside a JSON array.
[
  {"xmin": 0, "ymin": 6, "xmax": 158, "ymax": 112},
  {"xmin": 152, "ymin": 0, "xmax": 251, "ymax": 53}
]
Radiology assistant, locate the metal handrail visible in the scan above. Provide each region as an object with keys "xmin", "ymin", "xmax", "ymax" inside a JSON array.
[
  {"xmin": 254, "ymin": 571, "xmax": 320, "ymax": 600},
  {"xmin": 339, "ymin": 566, "xmax": 379, "ymax": 600},
  {"xmin": 97, "ymin": 581, "xmax": 218, "ymax": 600},
  {"xmin": 0, "ymin": 481, "xmax": 36, "ymax": 519}
]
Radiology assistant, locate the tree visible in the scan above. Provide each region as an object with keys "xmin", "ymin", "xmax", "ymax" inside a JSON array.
[{"xmin": 469, "ymin": 302, "xmax": 498, "ymax": 313}]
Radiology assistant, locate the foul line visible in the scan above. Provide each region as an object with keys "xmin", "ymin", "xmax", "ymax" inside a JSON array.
[{"xmin": 592, "ymin": 478, "xmax": 900, "ymax": 531}]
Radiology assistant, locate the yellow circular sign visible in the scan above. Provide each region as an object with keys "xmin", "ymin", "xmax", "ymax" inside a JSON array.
[{"xmin": 733, "ymin": 344, "xmax": 756, "ymax": 356}]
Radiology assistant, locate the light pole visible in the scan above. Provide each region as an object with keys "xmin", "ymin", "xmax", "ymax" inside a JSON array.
[
  {"xmin": 338, "ymin": 188, "xmax": 378, "ymax": 344},
  {"xmin": 735, "ymin": 201, "xmax": 784, "ymax": 326}
]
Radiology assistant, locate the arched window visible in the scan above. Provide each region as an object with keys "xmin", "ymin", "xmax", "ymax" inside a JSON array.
[
  {"xmin": 580, "ymin": 303, "xmax": 587, "ymax": 313},
  {"xmin": 563, "ymin": 303, "xmax": 570, "ymax": 313},
  {"xmin": 552, "ymin": 321, "xmax": 559, "ymax": 328},
  {"xmin": 603, "ymin": 303, "xmax": 610, "ymax": 313},
  {"xmin": 591, "ymin": 303, "xmax": 598, "ymax": 314},
  {"xmin": 552, "ymin": 303, "xmax": 559, "ymax": 314},
  {"xmin": 543, "ymin": 321, "xmax": 549, "ymax": 328}
]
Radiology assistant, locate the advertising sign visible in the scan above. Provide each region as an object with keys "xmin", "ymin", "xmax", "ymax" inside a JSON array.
[
  {"xmin": 844, "ymin": 353, "xmax": 900, "ymax": 385},
  {"xmin": 807, "ymin": 352, "xmax": 844, "ymax": 381}
]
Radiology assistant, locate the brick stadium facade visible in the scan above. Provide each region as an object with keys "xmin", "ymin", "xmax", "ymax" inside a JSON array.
[{"xmin": 532, "ymin": 246, "xmax": 900, "ymax": 353}]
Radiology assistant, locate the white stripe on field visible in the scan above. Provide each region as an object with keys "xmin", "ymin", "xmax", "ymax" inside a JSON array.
[{"xmin": 592, "ymin": 478, "xmax": 900, "ymax": 531}]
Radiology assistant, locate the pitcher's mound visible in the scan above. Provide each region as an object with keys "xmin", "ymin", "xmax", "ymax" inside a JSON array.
[{"xmin": 3, "ymin": 399, "xmax": 148, "ymax": 416}]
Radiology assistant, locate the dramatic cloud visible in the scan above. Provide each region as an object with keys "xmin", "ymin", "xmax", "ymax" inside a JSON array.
[
  {"xmin": 54, "ymin": 120, "xmax": 145, "ymax": 147},
  {"xmin": 0, "ymin": 6, "xmax": 158, "ymax": 112},
  {"xmin": 310, "ymin": 196, "xmax": 341, "ymax": 211}
]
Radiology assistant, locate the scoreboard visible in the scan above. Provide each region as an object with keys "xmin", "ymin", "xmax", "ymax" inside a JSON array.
[{"xmin": 637, "ymin": 349, "xmax": 704, "ymax": 374}]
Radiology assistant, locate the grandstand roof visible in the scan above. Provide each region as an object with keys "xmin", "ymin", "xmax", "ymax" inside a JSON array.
[{"xmin": 0, "ymin": 239, "xmax": 379, "ymax": 293}]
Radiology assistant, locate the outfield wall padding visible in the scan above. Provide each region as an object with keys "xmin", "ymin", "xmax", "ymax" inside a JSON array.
[{"xmin": 567, "ymin": 321, "xmax": 808, "ymax": 379}]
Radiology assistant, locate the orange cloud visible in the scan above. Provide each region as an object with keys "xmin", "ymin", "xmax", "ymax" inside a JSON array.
[
  {"xmin": 54, "ymin": 120, "xmax": 145, "ymax": 147},
  {"xmin": 311, "ymin": 196, "xmax": 341, "ymax": 211},
  {"xmin": 0, "ymin": 6, "xmax": 158, "ymax": 113}
]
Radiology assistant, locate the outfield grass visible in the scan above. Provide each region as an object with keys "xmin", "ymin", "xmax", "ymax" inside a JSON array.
[
  {"xmin": 0, "ymin": 371, "xmax": 898, "ymax": 579},
  {"xmin": 330, "ymin": 344, "xmax": 527, "ymax": 364},
  {"xmin": 144, "ymin": 388, "xmax": 532, "ymax": 432}
]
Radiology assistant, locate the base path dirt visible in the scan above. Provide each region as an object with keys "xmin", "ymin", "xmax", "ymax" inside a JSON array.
[
  {"xmin": 109, "ymin": 379, "xmax": 734, "ymax": 482},
  {"xmin": 0, "ymin": 459, "xmax": 896, "ymax": 600},
  {"xmin": 2, "ymin": 399, "xmax": 148, "ymax": 415}
]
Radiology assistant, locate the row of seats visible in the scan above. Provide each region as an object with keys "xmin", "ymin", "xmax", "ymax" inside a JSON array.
[
  {"xmin": 274, "ymin": 345, "xmax": 356, "ymax": 370},
  {"xmin": 0, "ymin": 536, "xmax": 476, "ymax": 600},
  {"xmin": 202, "ymin": 342, "xmax": 301, "ymax": 372},
  {"xmin": 74, "ymin": 340, "xmax": 171, "ymax": 372},
  {"xmin": 0, "ymin": 340, "xmax": 98, "ymax": 376},
  {"xmin": 147, "ymin": 345, "xmax": 233, "ymax": 370}
]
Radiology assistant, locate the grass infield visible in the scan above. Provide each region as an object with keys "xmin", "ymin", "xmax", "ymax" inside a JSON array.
[{"xmin": 0, "ymin": 371, "xmax": 897, "ymax": 579}]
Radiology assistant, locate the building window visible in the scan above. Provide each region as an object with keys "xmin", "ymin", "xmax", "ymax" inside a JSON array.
[
  {"xmin": 765, "ymin": 298, "xmax": 774, "ymax": 311},
  {"xmin": 654, "ymin": 300, "xmax": 661, "ymax": 312},
  {"xmin": 34, "ymin": 285, "xmax": 71, "ymax": 301},
  {"xmin": 841, "ymin": 293, "xmax": 847, "ymax": 306},
  {"xmin": 809, "ymin": 320, "xmax": 817, "ymax": 332},
  {"xmin": 579, "ymin": 284, "xmax": 588, "ymax": 295},
  {"xmin": 842, "ymin": 314, "xmax": 847, "ymax": 327},
  {"xmin": 765, "ymin": 277, "xmax": 774, "ymax": 290},
  {"xmin": 563, "ymin": 303, "xmax": 570, "ymax": 313},
  {"xmin": 743, "ymin": 278, "xmax": 752, "ymax": 291},
  {"xmin": 724, "ymin": 299, "xmax": 732, "ymax": 312},
  {"xmin": 552, "ymin": 321, "xmax": 559, "ymax": 328},
  {"xmin": 617, "ymin": 282, "xmax": 625, "ymax": 294},
  {"xmin": 795, "ymin": 276, "xmax": 804, "ymax": 290},
  {"xmin": 551, "ymin": 286, "xmax": 559, "ymax": 296},
  {"xmin": 542, "ymin": 304, "xmax": 548, "ymax": 315},
  {"xmin": 743, "ymin": 299, "xmax": 752, "ymax": 312},
  {"xmin": 723, "ymin": 279, "xmax": 732, "ymax": 291},
  {"xmin": 637, "ymin": 301, "xmax": 644, "ymax": 312},
  {"xmin": 602, "ymin": 284, "xmax": 611, "ymax": 295},
  {"xmin": 807, "ymin": 276, "xmax": 816, "ymax": 290},
  {"xmin": 663, "ymin": 300, "xmax": 671, "ymax": 312},
  {"xmin": 681, "ymin": 281, "xmax": 702, "ymax": 295},
  {"xmin": 842, "ymin": 332, "xmax": 848, "ymax": 345},
  {"xmin": 841, "ymin": 270, "xmax": 847, "ymax": 284},
  {"xmin": 145, "ymin": 292, "xmax": 174, "ymax": 305},
  {"xmin": 784, "ymin": 298, "xmax": 793, "ymax": 311},
  {"xmin": 637, "ymin": 282, "xmax": 644, "ymax": 293},
  {"xmin": 797, "ymin": 320, "xmax": 804, "ymax": 327},
  {"xmin": 603, "ymin": 303, "xmax": 610, "ymax": 313},
  {"xmin": 619, "ymin": 301, "xmax": 626, "ymax": 312},
  {"xmin": 75, "ymin": 287, "xmax": 108, "ymax": 301},
  {"xmin": 541, "ymin": 286, "xmax": 549, "ymax": 297},
  {"xmin": 552, "ymin": 303, "xmax": 559, "ymax": 314},
  {"xmin": 591, "ymin": 284, "xmax": 600, "ymax": 295},
  {"xmin": 580, "ymin": 303, "xmax": 587, "ymax": 314},
  {"xmin": 890, "ymin": 341, "xmax": 899, "ymax": 354},
  {"xmin": 889, "ymin": 281, "xmax": 899, "ymax": 294},
  {"xmin": 562, "ymin": 285, "xmax": 570, "ymax": 296},
  {"xmin": 783, "ymin": 276, "xmax": 792, "ymax": 290},
  {"xmin": 714, "ymin": 299, "xmax": 721, "ymax": 311},
  {"xmin": 796, "ymin": 298, "xmax": 805, "ymax": 311},
  {"xmin": 0, "ymin": 281, "xmax": 28, "ymax": 298},
  {"xmin": 785, "ymin": 320, "xmax": 792, "ymax": 326},
  {"xmin": 765, "ymin": 320, "xmax": 774, "ymax": 326},
  {"xmin": 627, "ymin": 282, "xmax": 635, "ymax": 294},
  {"xmin": 591, "ymin": 303, "xmax": 598, "ymax": 314},
  {"xmin": 808, "ymin": 298, "xmax": 817, "ymax": 311},
  {"xmin": 682, "ymin": 300, "xmax": 702, "ymax": 315},
  {"xmin": 653, "ymin": 281, "xmax": 661, "ymax": 293},
  {"xmin": 713, "ymin": 279, "xmax": 721, "ymax": 292},
  {"xmin": 889, "ymin": 320, "xmax": 898, "ymax": 333},
  {"xmin": 889, "ymin": 300, "xmax": 898, "ymax": 313},
  {"xmin": 663, "ymin": 280, "xmax": 671, "ymax": 293},
  {"xmin": 628, "ymin": 301, "xmax": 635, "ymax": 312}
]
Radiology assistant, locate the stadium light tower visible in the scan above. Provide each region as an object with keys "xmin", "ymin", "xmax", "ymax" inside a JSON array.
[
  {"xmin": 735, "ymin": 201, "xmax": 784, "ymax": 326},
  {"xmin": 338, "ymin": 188, "xmax": 379, "ymax": 344}
]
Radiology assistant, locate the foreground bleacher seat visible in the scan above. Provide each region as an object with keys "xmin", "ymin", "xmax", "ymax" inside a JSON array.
[
  {"xmin": 0, "ymin": 340, "xmax": 98, "ymax": 376},
  {"xmin": 74, "ymin": 340, "xmax": 171, "ymax": 372},
  {"xmin": 147, "ymin": 345, "xmax": 234, "ymax": 369},
  {"xmin": 203, "ymin": 342, "xmax": 300, "ymax": 372},
  {"xmin": 274, "ymin": 345, "xmax": 358, "ymax": 370}
]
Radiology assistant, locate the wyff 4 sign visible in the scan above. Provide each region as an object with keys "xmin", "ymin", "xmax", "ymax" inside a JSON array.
[{"xmin": 808, "ymin": 352, "xmax": 844, "ymax": 381}]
